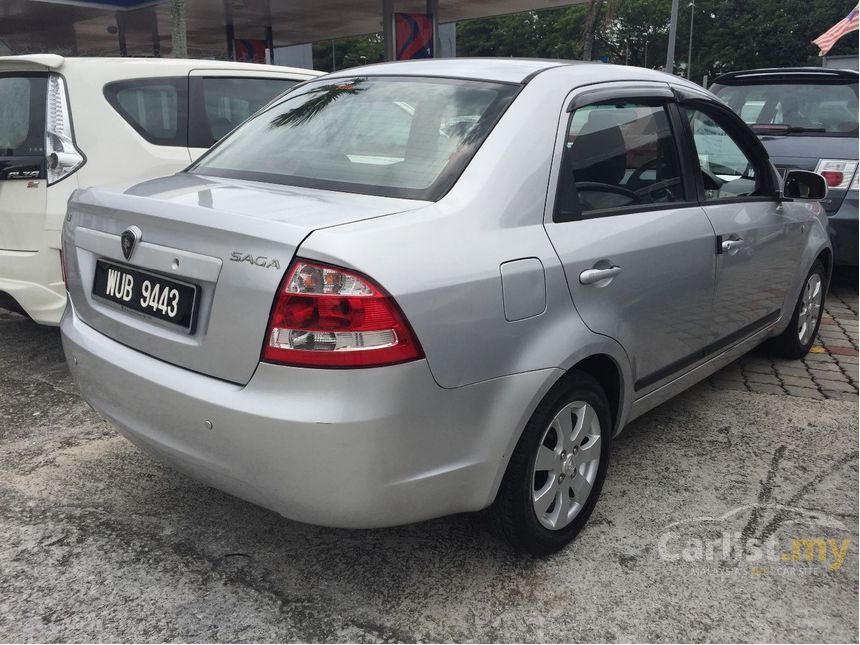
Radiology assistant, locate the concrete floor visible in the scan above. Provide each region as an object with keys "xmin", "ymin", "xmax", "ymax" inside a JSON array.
[{"xmin": 0, "ymin": 282, "xmax": 857, "ymax": 642}]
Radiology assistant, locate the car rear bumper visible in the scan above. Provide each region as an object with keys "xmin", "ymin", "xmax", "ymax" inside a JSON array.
[
  {"xmin": 828, "ymin": 190, "xmax": 858, "ymax": 267},
  {"xmin": 61, "ymin": 303, "xmax": 559, "ymax": 528},
  {"xmin": 0, "ymin": 246, "xmax": 66, "ymax": 324}
]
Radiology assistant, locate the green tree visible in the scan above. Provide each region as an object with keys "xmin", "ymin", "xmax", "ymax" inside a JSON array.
[
  {"xmin": 314, "ymin": 1, "xmax": 859, "ymax": 81},
  {"xmin": 692, "ymin": 0, "xmax": 859, "ymax": 81}
]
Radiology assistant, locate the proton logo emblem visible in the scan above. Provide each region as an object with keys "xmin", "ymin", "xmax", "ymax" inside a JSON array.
[{"xmin": 121, "ymin": 226, "xmax": 141, "ymax": 261}]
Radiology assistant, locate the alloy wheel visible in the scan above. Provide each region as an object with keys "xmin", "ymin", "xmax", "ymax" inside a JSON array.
[
  {"xmin": 797, "ymin": 272, "xmax": 823, "ymax": 346},
  {"xmin": 532, "ymin": 401, "xmax": 602, "ymax": 531}
]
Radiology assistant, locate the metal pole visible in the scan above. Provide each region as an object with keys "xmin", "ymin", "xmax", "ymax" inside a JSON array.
[
  {"xmin": 116, "ymin": 10, "xmax": 127, "ymax": 57},
  {"xmin": 224, "ymin": 0, "xmax": 235, "ymax": 61},
  {"xmin": 426, "ymin": 0, "xmax": 439, "ymax": 57},
  {"xmin": 687, "ymin": 0, "xmax": 695, "ymax": 79},
  {"xmin": 665, "ymin": 0, "xmax": 679, "ymax": 74},
  {"xmin": 382, "ymin": 0, "xmax": 395, "ymax": 61},
  {"xmin": 170, "ymin": 0, "xmax": 187, "ymax": 58},
  {"xmin": 150, "ymin": 5, "xmax": 161, "ymax": 57},
  {"xmin": 265, "ymin": 0, "xmax": 274, "ymax": 64},
  {"xmin": 644, "ymin": 38, "xmax": 648, "ymax": 67}
]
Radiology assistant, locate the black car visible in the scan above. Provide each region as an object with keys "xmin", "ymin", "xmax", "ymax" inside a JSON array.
[{"xmin": 711, "ymin": 67, "xmax": 858, "ymax": 267}]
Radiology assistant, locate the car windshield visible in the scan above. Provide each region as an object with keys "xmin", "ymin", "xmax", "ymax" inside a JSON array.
[
  {"xmin": 188, "ymin": 76, "xmax": 518, "ymax": 200},
  {"xmin": 712, "ymin": 81, "xmax": 858, "ymax": 136}
]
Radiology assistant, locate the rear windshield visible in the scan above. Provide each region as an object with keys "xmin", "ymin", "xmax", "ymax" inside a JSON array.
[
  {"xmin": 0, "ymin": 75, "xmax": 46, "ymax": 157},
  {"xmin": 712, "ymin": 81, "xmax": 859, "ymax": 136},
  {"xmin": 188, "ymin": 76, "xmax": 519, "ymax": 200}
]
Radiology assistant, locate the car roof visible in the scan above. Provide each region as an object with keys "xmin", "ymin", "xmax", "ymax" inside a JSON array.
[
  {"xmin": 323, "ymin": 57, "xmax": 699, "ymax": 88},
  {"xmin": 713, "ymin": 67, "xmax": 859, "ymax": 85},
  {"xmin": 0, "ymin": 54, "xmax": 321, "ymax": 78}
]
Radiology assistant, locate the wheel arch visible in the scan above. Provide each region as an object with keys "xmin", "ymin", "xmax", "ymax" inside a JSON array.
[
  {"xmin": 817, "ymin": 246, "xmax": 834, "ymax": 287},
  {"xmin": 485, "ymin": 342, "xmax": 633, "ymax": 509}
]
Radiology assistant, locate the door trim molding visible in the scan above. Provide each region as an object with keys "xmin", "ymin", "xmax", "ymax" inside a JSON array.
[{"xmin": 633, "ymin": 309, "xmax": 781, "ymax": 392}]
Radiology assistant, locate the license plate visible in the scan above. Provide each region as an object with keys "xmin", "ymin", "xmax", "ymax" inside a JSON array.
[{"xmin": 92, "ymin": 260, "xmax": 198, "ymax": 331}]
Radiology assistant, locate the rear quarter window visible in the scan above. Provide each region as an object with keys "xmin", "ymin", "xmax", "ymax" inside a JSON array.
[
  {"xmin": 188, "ymin": 76, "xmax": 299, "ymax": 148},
  {"xmin": 104, "ymin": 77, "xmax": 188, "ymax": 146}
]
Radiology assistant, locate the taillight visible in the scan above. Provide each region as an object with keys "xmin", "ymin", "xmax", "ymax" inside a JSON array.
[
  {"xmin": 815, "ymin": 159, "xmax": 858, "ymax": 190},
  {"xmin": 45, "ymin": 74, "xmax": 84, "ymax": 185},
  {"xmin": 262, "ymin": 260, "xmax": 423, "ymax": 368}
]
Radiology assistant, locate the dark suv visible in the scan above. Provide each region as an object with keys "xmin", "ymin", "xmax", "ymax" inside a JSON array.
[{"xmin": 711, "ymin": 67, "xmax": 858, "ymax": 267}]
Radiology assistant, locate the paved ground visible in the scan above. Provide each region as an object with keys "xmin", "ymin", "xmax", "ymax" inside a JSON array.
[
  {"xmin": 709, "ymin": 275, "xmax": 859, "ymax": 402},
  {"xmin": 0, "ymin": 273, "xmax": 857, "ymax": 643}
]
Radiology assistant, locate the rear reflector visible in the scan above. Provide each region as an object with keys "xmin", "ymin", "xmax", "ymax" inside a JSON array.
[{"xmin": 262, "ymin": 260, "xmax": 423, "ymax": 368}]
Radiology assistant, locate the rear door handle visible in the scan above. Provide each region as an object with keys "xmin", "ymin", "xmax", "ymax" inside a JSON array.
[{"xmin": 579, "ymin": 265, "xmax": 622, "ymax": 285}]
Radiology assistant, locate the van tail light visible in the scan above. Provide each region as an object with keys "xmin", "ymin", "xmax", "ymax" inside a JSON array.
[
  {"xmin": 45, "ymin": 74, "xmax": 84, "ymax": 185},
  {"xmin": 815, "ymin": 160, "xmax": 858, "ymax": 190},
  {"xmin": 262, "ymin": 260, "xmax": 423, "ymax": 368}
]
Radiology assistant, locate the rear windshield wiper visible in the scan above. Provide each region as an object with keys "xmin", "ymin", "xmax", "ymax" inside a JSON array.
[{"xmin": 751, "ymin": 124, "xmax": 827, "ymax": 135}]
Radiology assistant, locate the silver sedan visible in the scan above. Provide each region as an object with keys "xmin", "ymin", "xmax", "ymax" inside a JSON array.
[{"xmin": 61, "ymin": 59, "xmax": 831, "ymax": 554}]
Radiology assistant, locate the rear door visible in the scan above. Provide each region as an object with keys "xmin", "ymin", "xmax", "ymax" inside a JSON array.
[
  {"xmin": 0, "ymin": 72, "xmax": 47, "ymax": 251},
  {"xmin": 681, "ymin": 101, "xmax": 803, "ymax": 349},
  {"xmin": 187, "ymin": 71, "xmax": 303, "ymax": 159},
  {"xmin": 544, "ymin": 84, "xmax": 717, "ymax": 394}
]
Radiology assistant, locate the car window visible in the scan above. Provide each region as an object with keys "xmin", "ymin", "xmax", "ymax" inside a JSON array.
[
  {"xmin": 685, "ymin": 107, "xmax": 761, "ymax": 201},
  {"xmin": 0, "ymin": 75, "xmax": 46, "ymax": 157},
  {"xmin": 104, "ymin": 77, "xmax": 187, "ymax": 146},
  {"xmin": 712, "ymin": 81, "xmax": 859, "ymax": 136},
  {"xmin": 189, "ymin": 76, "xmax": 518, "ymax": 201},
  {"xmin": 556, "ymin": 101, "xmax": 684, "ymax": 219},
  {"xmin": 193, "ymin": 77, "xmax": 299, "ymax": 147}
]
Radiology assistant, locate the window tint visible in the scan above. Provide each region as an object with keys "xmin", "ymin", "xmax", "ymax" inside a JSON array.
[
  {"xmin": 104, "ymin": 77, "xmax": 187, "ymax": 146},
  {"xmin": 556, "ymin": 102, "xmax": 684, "ymax": 219},
  {"xmin": 191, "ymin": 77, "xmax": 299, "ymax": 148},
  {"xmin": 685, "ymin": 108, "xmax": 761, "ymax": 201},
  {"xmin": 189, "ymin": 76, "xmax": 518, "ymax": 201},
  {"xmin": 712, "ymin": 81, "xmax": 859, "ymax": 136},
  {"xmin": 0, "ymin": 75, "xmax": 47, "ymax": 157}
]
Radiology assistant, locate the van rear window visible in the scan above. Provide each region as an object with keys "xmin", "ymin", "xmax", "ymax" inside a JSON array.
[
  {"xmin": 712, "ymin": 81, "xmax": 859, "ymax": 136},
  {"xmin": 0, "ymin": 74, "xmax": 47, "ymax": 157}
]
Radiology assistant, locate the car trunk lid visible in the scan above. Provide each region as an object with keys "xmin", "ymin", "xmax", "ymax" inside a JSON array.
[{"xmin": 64, "ymin": 173, "xmax": 427, "ymax": 384}]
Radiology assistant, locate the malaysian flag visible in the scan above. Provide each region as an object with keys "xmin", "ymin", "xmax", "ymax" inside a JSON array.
[{"xmin": 813, "ymin": 4, "xmax": 859, "ymax": 56}]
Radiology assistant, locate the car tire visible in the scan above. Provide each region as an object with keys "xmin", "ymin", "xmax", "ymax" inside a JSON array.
[
  {"xmin": 492, "ymin": 370, "xmax": 612, "ymax": 556},
  {"xmin": 768, "ymin": 260, "xmax": 827, "ymax": 360}
]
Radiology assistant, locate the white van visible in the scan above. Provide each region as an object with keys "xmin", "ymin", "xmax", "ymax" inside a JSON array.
[{"xmin": 0, "ymin": 55, "xmax": 320, "ymax": 324}]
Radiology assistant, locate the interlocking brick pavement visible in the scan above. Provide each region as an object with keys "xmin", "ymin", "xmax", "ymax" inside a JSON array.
[{"xmin": 710, "ymin": 269, "xmax": 859, "ymax": 401}]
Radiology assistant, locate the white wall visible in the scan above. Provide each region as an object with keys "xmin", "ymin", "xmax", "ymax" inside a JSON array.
[{"xmin": 273, "ymin": 43, "xmax": 315, "ymax": 69}]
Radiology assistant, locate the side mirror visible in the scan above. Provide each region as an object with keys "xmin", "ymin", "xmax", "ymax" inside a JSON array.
[{"xmin": 783, "ymin": 169, "xmax": 828, "ymax": 201}]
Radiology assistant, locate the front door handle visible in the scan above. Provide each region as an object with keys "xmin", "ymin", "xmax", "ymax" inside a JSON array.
[
  {"xmin": 579, "ymin": 265, "xmax": 622, "ymax": 285},
  {"xmin": 721, "ymin": 238, "xmax": 744, "ymax": 254}
]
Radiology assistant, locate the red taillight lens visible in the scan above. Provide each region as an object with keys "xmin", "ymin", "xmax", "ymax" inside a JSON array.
[
  {"xmin": 815, "ymin": 160, "xmax": 858, "ymax": 190},
  {"xmin": 262, "ymin": 260, "xmax": 423, "ymax": 368},
  {"xmin": 821, "ymin": 171, "xmax": 844, "ymax": 187}
]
